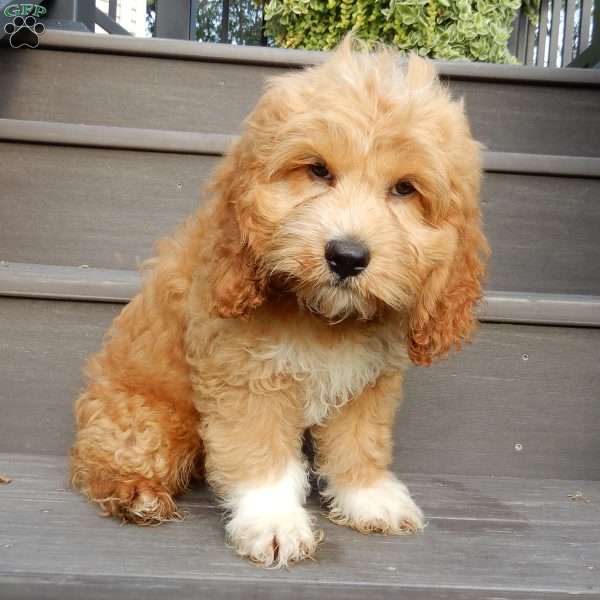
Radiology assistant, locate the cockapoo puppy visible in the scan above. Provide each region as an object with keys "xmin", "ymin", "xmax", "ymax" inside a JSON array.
[{"xmin": 71, "ymin": 38, "xmax": 488, "ymax": 567}]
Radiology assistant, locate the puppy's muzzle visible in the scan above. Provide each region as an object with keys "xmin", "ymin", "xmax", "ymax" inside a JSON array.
[{"xmin": 325, "ymin": 238, "xmax": 370, "ymax": 280}]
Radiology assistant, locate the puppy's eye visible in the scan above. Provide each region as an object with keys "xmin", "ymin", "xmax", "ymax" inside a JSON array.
[
  {"xmin": 309, "ymin": 163, "xmax": 333, "ymax": 181},
  {"xmin": 391, "ymin": 180, "xmax": 416, "ymax": 198}
]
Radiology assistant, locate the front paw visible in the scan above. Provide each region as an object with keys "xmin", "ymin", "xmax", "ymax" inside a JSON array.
[
  {"xmin": 324, "ymin": 473, "xmax": 425, "ymax": 534},
  {"xmin": 226, "ymin": 504, "xmax": 320, "ymax": 567},
  {"xmin": 224, "ymin": 463, "xmax": 322, "ymax": 567}
]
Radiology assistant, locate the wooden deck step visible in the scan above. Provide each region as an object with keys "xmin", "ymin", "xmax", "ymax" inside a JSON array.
[
  {"xmin": 2, "ymin": 122, "xmax": 600, "ymax": 293},
  {"xmin": 0, "ymin": 454, "xmax": 598, "ymax": 599},
  {"xmin": 1, "ymin": 30, "xmax": 598, "ymax": 599},
  {"xmin": 1, "ymin": 297, "xmax": 599, "ymax": 481},
  {"xmin": 1, "ymin": 31, "xmax": 599, "ymax": 157}
]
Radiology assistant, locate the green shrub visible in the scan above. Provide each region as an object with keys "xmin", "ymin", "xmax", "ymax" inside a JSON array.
[{"xmin": 264, "ymin": 0, "xmax": 533, "ymax": 63}]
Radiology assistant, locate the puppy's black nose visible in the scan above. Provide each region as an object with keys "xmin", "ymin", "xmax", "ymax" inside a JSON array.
[{"xmin": 325, "ymin": 239, "xmax": 370, "ymax": 280}]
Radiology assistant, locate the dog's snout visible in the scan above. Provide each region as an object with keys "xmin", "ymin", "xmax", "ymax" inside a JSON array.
[{"xmin": 325, "ymin": 239, "xmax": 370, "ymax": 279}]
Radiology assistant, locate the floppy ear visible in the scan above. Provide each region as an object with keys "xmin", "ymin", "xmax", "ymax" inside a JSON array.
[
  {"xmin": 207, "ymin": 144, "xmax": 268, "ymax": 319},
  {"xmin": 407, "ymin": 216, "xmax": 488, "ymax": 365},
  {"xmin": 407, "ymin": 140, "xmax": 489, "ymax": 365}
]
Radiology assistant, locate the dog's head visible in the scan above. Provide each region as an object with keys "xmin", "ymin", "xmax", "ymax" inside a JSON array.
[{"xmin": 207, "ymin": 38, "xmax": 489, "ymax": 365}]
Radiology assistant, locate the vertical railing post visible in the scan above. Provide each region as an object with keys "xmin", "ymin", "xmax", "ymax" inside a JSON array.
[
  {"xmin": 189, "ymin": 0, "xmax": 198, "ymax": 40},
  {"xmin": 579, "ymin": 0, "xmax": 594, "ymax": 53},
  {"xmin": 220, "ymin": 0, "xmax": 230, "ymax": 43},
  {"xmin": 260, "ymin": 3, "xmax": 268, "ymax": 46},
  {"xmin": 43, "ymin": 0, "xmax": 95, "ymax": 31},
  {"xmin": 525, "ymin": 16, "xmax": 536, "ymax": 65},
  {"xmin": 537, "ymin": 0, "xmax": 550, "ymax": 66},
  {"xmin": 515, "ymin": 12, "xmax": 529, "ymax": 63},
  {"xmin": 568, "ymin": 0, "xmax": 599, "ymax": 66},
  {"xmin": 562, "ymin": 0, "xmax": 577, "ymax": 66},
  {"xmin": 507, "ymin": 13, "xmax": 520, "ymax": 57},
  {"xmin": 155, "ymin": 0, "xmax": 198, "ymax": 40},
  {"xmin": 547, "ymin": 0, "xmax": 562, "ymax": 66}
]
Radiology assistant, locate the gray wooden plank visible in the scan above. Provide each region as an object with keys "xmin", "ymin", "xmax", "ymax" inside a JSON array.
[
  {"xmin": 0, "ymin": 118, "xmax": 234, "ymax": 155},
  {"xmin": 0, "ymin": 300, "xmax": 121, "ymax": 456},
  {"xmin": 4, "ymin": 454, "xmax": 599, "ymax": 524},
  {"xmin": 1, "ymin": 298, "xmax": 599, "ymax": 480},
  {"xmin": 0, "ymin": 454, "xmax": 598, "ymax": 598},
  {"xmin": 0, "ymin": 49, "xmax": 276, "ymax": 135},
  {"xmin": 481, "ymin": 291, "xmax": 600, "ymax": 327},
  {"xmin": 2, "ymin": 143, "xmax": 599, "ymax": 294},
  {"xmin": 1, "ymin": 50, "xmax": 599, "ymax": 156},
  {"xmin": 0, "ymin": 143, "xmax": 217, "ymax": 270},
  {"xmin": 35, "ymin": 29, "xmax": 600, "ymax": 85},
  {"xmin": 0, "ymin": 263, "xmax": 140, "ymax": 303},
  {"xmin": 2, "ymin": 119, "xmax": 599, "ymax": 178},
  {"xmin": 484, "ymin": 152, "xmax": 599, "ymax": 178},
  {"xmin": 2, "ymin": 576, "xmax": 594, "ymax": 600},
  {"xmin": 3, "ymin": 263, "xmax": 600, "ymax": 328},
  {"xmin": 482, "ymin": 171, "xmax": 600, "ymax": 295},
  {"xmin": 447, "ymin": 77, "xmax": 600, "ymax": 156},
  {"xmin": 400, "ymin": 323, "xmax": 600, "ymax": 480}
]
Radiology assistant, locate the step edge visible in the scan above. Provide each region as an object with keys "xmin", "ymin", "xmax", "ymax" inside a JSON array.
[
  {"xmin": 1, "ymin": 570, "xmax": 596, "ymax": 597},
  {"xmin": 36, "ymin": 30, "xmax": 600, "ymax": 88},
  {"xmin": 1, "ymin": 119, "xmax": 598, "ymax": 178},
  {"xmin": 0, "ymin": 118, "xmax": 235, "ymax": 156},
  {"xmin": 1, "ymin": 262, "xmax": 599, "ymax": 327}
]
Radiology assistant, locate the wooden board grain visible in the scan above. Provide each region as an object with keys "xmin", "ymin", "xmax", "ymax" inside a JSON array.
[
  {"xmin": 482, "ymin": 171, "xmax": 600, "ymax": 294},
  {"xmin": 34, "ymin": 29, "xmax": 600, "ymax": 85},
  {"xmin": 0, "ymin": 454, "xmax": 598, "ymax": 599},
  {"xmin": 3, "ymin": 454, "xmax": 598, "ymax": 524},
  {"xmin": 1, "ymin": 143, "xmax": 599, "ymax": 294},
  {"xmin": 0, "ymin": 49, "xmax": 599, "ymax": 156},
  {"xmin": 399, "ymin": 323, "xmax": 600, "ymax": 480},
  {"xmin": 0, "ymin": 143, "xmax": 217, "ymax": 270},
  {"xmin": 1, "ymin": 298, "xmax": 598, "ymax": 480}
]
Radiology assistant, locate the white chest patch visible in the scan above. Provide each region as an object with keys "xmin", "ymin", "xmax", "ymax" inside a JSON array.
[{"xmin": 249, "ymin": 333, "xmax": 395, "ymax": 426}]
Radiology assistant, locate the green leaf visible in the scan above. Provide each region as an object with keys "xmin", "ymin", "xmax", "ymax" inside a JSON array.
[{"xmin": 266, "ymin": 0, "xmax": 522, "ymax": 63}]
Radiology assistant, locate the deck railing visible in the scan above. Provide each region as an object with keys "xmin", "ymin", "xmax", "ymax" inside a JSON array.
[
  {"xmin": 509, "ymin": 0, "xmax": 598, "ymax": 67},
  {"xmin": 8, "ymin": 0, "xmax": 598, "ymax": 67}
]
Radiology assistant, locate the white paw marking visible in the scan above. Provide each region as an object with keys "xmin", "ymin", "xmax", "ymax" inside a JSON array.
[
  {"xmin": 225, "ymin": 461, "xmax": 321, "ymax": 567},
  {"xmin": 325, "ymin": 473, "xmax": 425, "ymax": 534}
]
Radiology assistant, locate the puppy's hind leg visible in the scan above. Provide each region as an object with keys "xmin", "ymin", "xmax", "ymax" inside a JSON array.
[{"xmin": 71, "ymin": 389, "xmax": 202, "ymax": 525}]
